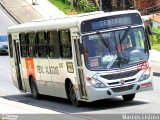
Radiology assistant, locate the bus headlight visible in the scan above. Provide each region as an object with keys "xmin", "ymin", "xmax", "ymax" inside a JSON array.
[
  {"xmin": 89, "ymin": 79, "xmax": 106, "ymax": 88},
  {"xmin": 139, "ymin": 68, "xmax": 151, "ymax": 81}
]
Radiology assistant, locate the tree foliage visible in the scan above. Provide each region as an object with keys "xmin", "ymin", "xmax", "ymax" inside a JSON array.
[
  {"xmin": 150, "ymin": 27, "xmax": 160, "ymax": 45},
  {"xmin": 62, "ymin": 0, "xmax": 97, "ymax": 13}
]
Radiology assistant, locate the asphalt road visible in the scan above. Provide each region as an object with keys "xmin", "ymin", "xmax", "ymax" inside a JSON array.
[
  {"xmin": 0, "ymin": 5, "xmax": 160, "ymax": 120},
  {"xmin": 0, "ymin": 6, "xmax": 20, "ymax": 95},
  {"xmin": 0, "ymin": 56, "xmax": 20, "ymax": 95},
  {"xmin": 0, "ymin": 5, "xmax": 17, "ymax": 34}
]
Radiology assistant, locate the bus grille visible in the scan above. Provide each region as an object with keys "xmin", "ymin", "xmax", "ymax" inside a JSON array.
[
  {"xmin": 108, "ymin": 78, "xmax": 136, "ymax": 85},
  {"xmin": 111, "ymin": 85, "xmax": 134, "ymax": 93},
  {"xmin": 101, "ymin": 69, "xmax": 140, "ymax": 80}
]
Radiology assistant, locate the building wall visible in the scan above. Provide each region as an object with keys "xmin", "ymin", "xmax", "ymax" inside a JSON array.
[
  {"xmin": 111, "ymin": 0, "xmax": 134, "ymax": 11},
  {"xmin": 155, "ymin": 0, "xmax": 160, "ymax": 5},
  {"xmin": 134, "ymin": 0, "xmax": 160, "ymax": 10},
  {"xmin": 98, "ymin": 0, "xmax": 160, "ymax": 13}
]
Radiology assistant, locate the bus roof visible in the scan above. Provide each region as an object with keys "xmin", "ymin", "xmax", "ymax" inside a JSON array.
[{"xmin": 8, "ymin": 10, "xmax": 141, "ymax": 33}]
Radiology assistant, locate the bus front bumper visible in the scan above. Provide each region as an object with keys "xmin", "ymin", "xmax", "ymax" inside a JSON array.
[{"xmin": 85, "ymin": 79, "xmax": 153, "ymax": 102}]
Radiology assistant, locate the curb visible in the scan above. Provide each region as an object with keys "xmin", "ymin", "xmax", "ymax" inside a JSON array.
[{"xmin": 0, "ymin": 1, "xmax": 21, "ymax": 24}]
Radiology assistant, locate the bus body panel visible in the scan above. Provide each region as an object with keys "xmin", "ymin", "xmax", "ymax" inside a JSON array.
[
  {"xmin": 10, "ymin": 58, "xmax": 19, "ymax": 89},
  {"xmin": 36, "ymin": 58, "xmax": 53, "ymax": 96},
  {"xmin": 48, "ymin": 59, "xmax": 76, "ymax": 98}
]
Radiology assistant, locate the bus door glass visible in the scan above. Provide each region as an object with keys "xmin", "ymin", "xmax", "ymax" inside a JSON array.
[
  {"xmin": 13, "ymin": 38, "xmax": 23, "ymax": 90},
  {"xmin": 73, "ymin": 36, "xmax": 87, "ymax": 99}
]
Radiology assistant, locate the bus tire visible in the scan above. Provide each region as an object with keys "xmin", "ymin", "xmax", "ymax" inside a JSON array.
[
  {"xmin": 69, "ymin": 83, "xmax": 80, "ymax": 107},
  {"xmin": 122, "ymin": 93, "xmax": 135, "ymax": 101},
  {"xmin": 31, "ymin": 78, "xmax": 40, "ymax": 99}
]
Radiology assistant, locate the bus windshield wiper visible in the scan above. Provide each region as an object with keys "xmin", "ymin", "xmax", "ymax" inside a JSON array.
[
  {"xmin": 119, "ymin": 26, "xmax": 131, "ymax": 46},
  {"xmin": 118, "ymin": 26, "xmax": 131, "ymax": 63},
  {"xmin": 96, "ymin": 31, "xmax": 111, "ymax": 54}
]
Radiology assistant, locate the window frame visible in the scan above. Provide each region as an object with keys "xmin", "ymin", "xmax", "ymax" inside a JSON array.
[
  {"xmin": 26, "ymin": 32, "xmax": 37, "ymax": 58},
  {"xmin": 59, "ymin": 29, "xmax": 72, "ymax": 59},
  {"xmin": 36, "ymin": 31, "xmax": 48, "ymax": 58},
  {"xmin": 19, "ymin": 33, "xmax": 28, "ymax": 57},
  {"xmin": 47, "ymin": 30, "xmax": 60, "ymax": 58},
  {"xmin": 8, "ymin": 34, "xmax": 13, "ymax": 58}
]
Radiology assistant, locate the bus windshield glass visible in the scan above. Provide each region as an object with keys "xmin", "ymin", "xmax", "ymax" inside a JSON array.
[{"xmin": 82, "ymin": 27, "xmax": 148, "ymax": 70}]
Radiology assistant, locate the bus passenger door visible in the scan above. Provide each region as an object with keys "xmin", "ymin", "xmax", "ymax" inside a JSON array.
[
  {"xmin": 13, "ymin": 40, "xmax": 24, "ymax": 91},
  {"xmin": 73, "ymin": 36, "xmax": 88, "ymax": 99}
]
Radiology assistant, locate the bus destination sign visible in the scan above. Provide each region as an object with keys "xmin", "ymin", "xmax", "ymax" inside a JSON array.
[
  {"xmin": 81, "ymin": 13, "xmax": 142, "ymax": 34},
  {"xmin": 91, "ymin": 17, "xmax": 132, "ymax": 30}
]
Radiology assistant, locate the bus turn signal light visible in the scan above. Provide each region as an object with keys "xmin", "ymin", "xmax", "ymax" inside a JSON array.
[{"xmin": 86, "ymin": 77, "xmax": 91, "ymax": 81}]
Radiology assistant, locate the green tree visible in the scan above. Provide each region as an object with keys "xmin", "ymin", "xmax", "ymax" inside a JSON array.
[{"xmin": 149, "ymin": 27, "xmax": 160, "ymax": 50}]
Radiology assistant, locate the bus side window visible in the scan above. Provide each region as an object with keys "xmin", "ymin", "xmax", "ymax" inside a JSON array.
[
  {"xmin": 19, "ymin": 33, "xmax": 27, "ymax": 57},
  {"xmin": 8, "ymin": 34, "xmax": 13, "ymax": 58},
  {"xmin": 47, "ymin": 30, "xmax": 60, "ymax": 58},
  {"xmin": 37, "ymin": 31, "xmax": 48, "ymax": 58},
  {"xmin": 59, "ymin": 30, "xmax": 72, "ymax": 58},
  {"xmin": 27, "ymin": 32, "xmax": 36, "ymax": 57}
]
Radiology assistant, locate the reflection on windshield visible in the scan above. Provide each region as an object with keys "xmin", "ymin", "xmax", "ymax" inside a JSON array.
[{"xmin": 82, "ymin": 27, "xmax": 148, "ymax": 70}]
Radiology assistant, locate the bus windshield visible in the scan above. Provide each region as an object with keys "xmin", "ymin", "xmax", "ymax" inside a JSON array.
[{"xmin": 82, "ymin": 27, "xmax": 149, "ymax": 70}]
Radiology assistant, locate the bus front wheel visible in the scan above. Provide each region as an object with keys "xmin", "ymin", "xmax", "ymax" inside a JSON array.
[
  {"xmin": 69, "ymin": 83, "xmax": 80, "ymax": 107},
  {"xmin": 31, "ymin": 78, "xmax": 40, "ymax": 99},
  {"xmin": 122, "ymin": 93, "xmax": 135, "ymax": 101}
]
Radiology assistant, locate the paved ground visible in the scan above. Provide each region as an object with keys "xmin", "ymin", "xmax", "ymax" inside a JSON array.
[
  {"xmin": 0, "ymin": 97, "xmax": 60, "ymax": 114},
  {"xmin": 150, "ymin": 49, "xmax": 160, "ymax": 63},
  {"xmin": 0, "ymin": 5, "xmax": 16, "ymax": 34},
  {"xmin": 150, "ymin": 50, "xmax": 160, "ymax": 73},
  {"xmin": 0, "ymin": 0, "xmax": 65, "ymax": 23}
]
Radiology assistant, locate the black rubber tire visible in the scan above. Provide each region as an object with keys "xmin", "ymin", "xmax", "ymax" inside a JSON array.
[
  {"xmin": 69, "ymin": 83, "xmax": 80, "ymax": 107},
  {"xmin": 122, "ymin": 93, "xmax": 135, "ymax": 101},
  {"xmin": 31, "ymin": 78, "xmax": 40, "ymax": 99}
]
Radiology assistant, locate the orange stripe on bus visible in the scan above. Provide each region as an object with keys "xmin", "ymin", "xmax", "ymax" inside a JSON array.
[{"xmin": 25, "ymin": 58, "xmax": 36, "ymax": 80}]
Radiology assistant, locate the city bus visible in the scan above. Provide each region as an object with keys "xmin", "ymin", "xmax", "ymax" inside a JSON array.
[{"xmin": 8, "ymin": 10, "xmax": 153, "ymax": 106}]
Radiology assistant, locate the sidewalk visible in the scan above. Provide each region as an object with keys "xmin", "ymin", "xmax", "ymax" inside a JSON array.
[
  {"xmin": 0, "ymin": 97, "xmax": 60, "ymax": 114},
  {"xmin": 0, "ymin": 0, "xmax": 66, "ymax": 23},
  {"xmin": 25, "ymin": 0, "xmax": 65, "ymax": 18},
  {"xmin": 150, "ymin": 49, "xmax": 160, "ymax": 63},
  {"xmin": 0, "ymin": 97, "xmax": 87, "ymax": 120}
]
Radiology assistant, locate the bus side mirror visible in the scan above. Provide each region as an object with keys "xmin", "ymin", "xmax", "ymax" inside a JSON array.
[
  {"xmin": 145, "ymin": 25, "xmax": 153, "ymax": 35},
  {"xmin": 79, "ymin": 43, "xmax": 84, "ymax": 54},
  {"xmin": 145, "ymin": 26, "xmax": 151, "ymax": 50}
]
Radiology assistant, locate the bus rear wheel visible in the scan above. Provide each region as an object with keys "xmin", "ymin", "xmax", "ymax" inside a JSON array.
[
  {"xmin": 122, "ymin": 93, "xmax": 135, "ymax": 101},
  {"xmin": 31, "ymin": 78, "xmax": 40, "ymax": 99},
  {"xmin": 69, "ymin": 83, "xmax": 80, "ymax": 107}
]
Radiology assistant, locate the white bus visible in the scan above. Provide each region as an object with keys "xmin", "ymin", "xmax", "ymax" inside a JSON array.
[{"xmin": 8, "ymin": 10, "xmax": 153, "ymax": 106}]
